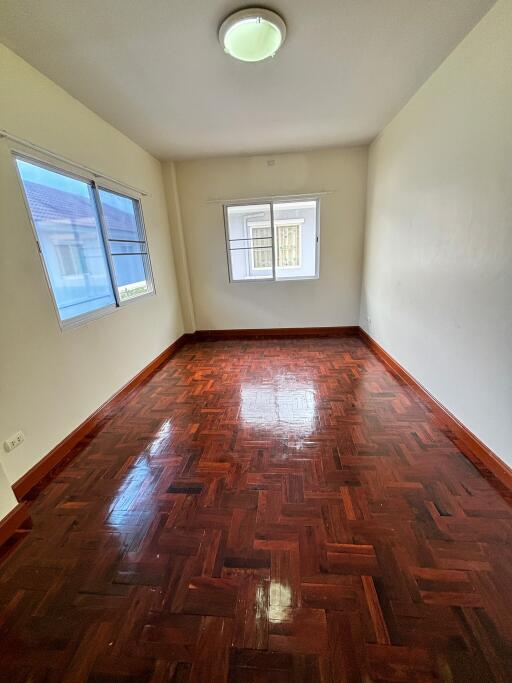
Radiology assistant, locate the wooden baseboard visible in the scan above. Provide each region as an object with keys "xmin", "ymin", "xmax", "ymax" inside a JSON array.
[
  {"xmin": 194, "ymin": 326, "xmax": 360, "ymax": 341},
  {"xmin": 13, "ymin": 333, "xmax": 190, "ymax": 501},
  {"xmin": 358, "ymin": 327, "xmax": 512, "ymax": 494},
  {"xmin": 0, "ymin": 502, "xmax": 31, "ymax": 550}
]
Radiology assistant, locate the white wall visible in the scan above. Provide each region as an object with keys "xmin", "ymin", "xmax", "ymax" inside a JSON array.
[
  {"xmin": 0, "ymin": 44, "xmax": 184, "ymax": 504},
  {"xmin": 170, "ymin": 147, "xmax": 368, "ymax": 330},
  {"xmin": 360, "ymin": 0, "xmax": 512, "ymax": 466},
  {"xmin": 0, "ymin": 463, "xmax": 18, "ymax": 520},
  {"xmin": 162, "ymin": 162, "xmax": 196, "ymax": 333}
]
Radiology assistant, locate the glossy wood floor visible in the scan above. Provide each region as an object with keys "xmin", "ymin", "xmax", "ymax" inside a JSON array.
[{"xmin": 1, "ymin": 337, "xmax": 511, "ymax": 682}]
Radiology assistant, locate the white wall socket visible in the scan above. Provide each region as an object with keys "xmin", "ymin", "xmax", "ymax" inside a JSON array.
[{"xmin": 4, "ymin": 430, "xmax": 25, "ymax": 453}]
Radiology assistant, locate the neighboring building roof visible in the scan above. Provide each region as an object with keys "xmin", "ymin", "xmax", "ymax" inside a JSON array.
[{"xmin": 23, "ymin": 180, "xmax": 137, "ymax": 237}]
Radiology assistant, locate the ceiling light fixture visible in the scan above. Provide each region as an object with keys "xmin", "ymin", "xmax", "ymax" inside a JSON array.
[{"xmin": 219, "ymin": 8, "xmax": 287, "ymax": 63}]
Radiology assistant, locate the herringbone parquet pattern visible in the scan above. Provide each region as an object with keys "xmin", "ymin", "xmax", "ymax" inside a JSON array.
[{"xmin": 1, "ymin": 337, "xmax": 511, "ymax": 682}]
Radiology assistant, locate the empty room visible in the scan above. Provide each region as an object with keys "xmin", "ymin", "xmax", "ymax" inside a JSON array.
[{"xmin": 0, "ymin": 0, "xmax": 511, "ymax": 680}]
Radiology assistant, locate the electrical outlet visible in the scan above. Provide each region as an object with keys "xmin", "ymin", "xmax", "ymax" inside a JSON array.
[{"xmin": 3, "ymin": 430, "xmax": 25, "ymax": 453}]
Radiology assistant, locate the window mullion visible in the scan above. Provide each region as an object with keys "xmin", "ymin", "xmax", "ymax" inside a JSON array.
[
  {"xmin": 134, "ymin": 196, "xmax": 155, "ymax": 297},
  {"xmin": 270, "ymin": 201, "xmax": 277, "ymax": 280},
  {"xmin": 92, "ymin": 181, "xmax": 121, "ymax": 307}
]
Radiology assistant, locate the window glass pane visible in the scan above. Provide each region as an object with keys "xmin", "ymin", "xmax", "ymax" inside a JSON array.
[
  {"xmin": 273, "ymin": 200, "xmax": 317, "ymax": 279},
  {"xmin": 251, "ymin": 226, "xmax": 273, "ymax": 269},
  {"xmin": 98, "ymin": 188, "xmax": 143, "ymax": 241},
  {"xmin": 98, "ymin": 188, "xmax": 153, "ymax": 301},
  {"xmin": 276, "ymin": 224, "xmax": 301, "ymax": 267},
  {"xmin": 16, "ymin": 158, "xmax": 116, "ymax": 322},
  {"xmin": 226, "ymin": 204, "xmax": 272, "ymax": 281},
  {"xmin": 112, "ymin": 255, "xmax": 151, "ymax": 301}
]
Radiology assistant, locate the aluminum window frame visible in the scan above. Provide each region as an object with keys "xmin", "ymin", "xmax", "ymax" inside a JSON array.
[
  {"xmin": 223, "ymin": 196, "xmax": 320, "ymax": 283},
  {"xmin": 12, "ymin": 150, "xmax": 155, "ymax": 330},
  {"xmin": 94, "ymin": 183, "xmax": 156, "ymax": 307},
  {"xmin": 223, "ymin": 201, "xmax": 274, "ymax": 283}
]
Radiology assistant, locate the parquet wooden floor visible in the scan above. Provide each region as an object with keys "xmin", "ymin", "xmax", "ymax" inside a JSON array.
[{"xmin": 1, "ymin": 337, "xmax": 511, "ymax": 682}]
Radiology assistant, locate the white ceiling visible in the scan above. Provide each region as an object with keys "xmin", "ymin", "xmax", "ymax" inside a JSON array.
[{"xmin": 0, "ymin": 0, "xmax": 495, "ymax": 160}]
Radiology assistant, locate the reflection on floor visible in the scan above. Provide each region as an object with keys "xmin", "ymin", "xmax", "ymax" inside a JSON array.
[{"xmin": 1, "ymin": 337, "xmax": 511, "ymax": 682}]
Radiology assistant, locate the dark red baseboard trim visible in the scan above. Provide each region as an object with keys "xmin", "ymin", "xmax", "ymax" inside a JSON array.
[
  {"xmin": 193, "ymin": 326, "xmax": 359, "ymax": 341},
  {"xmin": 0, "ymin": 502, "xmax": 31, "ymax": 551},
  {"xmin": 358, "ymin": 328, "xmax": 512, "ymax": 494},
  {"xmin": 13, "ymin": 333, "xmax": 192, "ymax": 501}
]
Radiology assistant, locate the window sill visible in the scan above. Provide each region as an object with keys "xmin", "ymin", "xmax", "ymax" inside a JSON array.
[
  {"xmin": 230, "ymin": 275, "xmax": 319, "ymax": 284},
  {"xmin": 60, "ymin": 290, "xmax": 155, "ymax": 331}
]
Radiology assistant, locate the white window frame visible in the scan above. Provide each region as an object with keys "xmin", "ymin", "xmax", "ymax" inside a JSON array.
[
  {"xmin": 12, "ymin": 149, "xmax": 156, "ymax": 329},
  {"xmin": 223, "ymin": 196, "xmax": 320, "ymax": 283},
  {"xmin": 94, "ymin": 184, "xmax": 155, "ymax": 306}
]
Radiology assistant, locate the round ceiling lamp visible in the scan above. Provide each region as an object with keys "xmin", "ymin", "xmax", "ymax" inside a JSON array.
[{"xmin": 219, "ymin": 8, "xmax": 287, "ymax": 62}]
